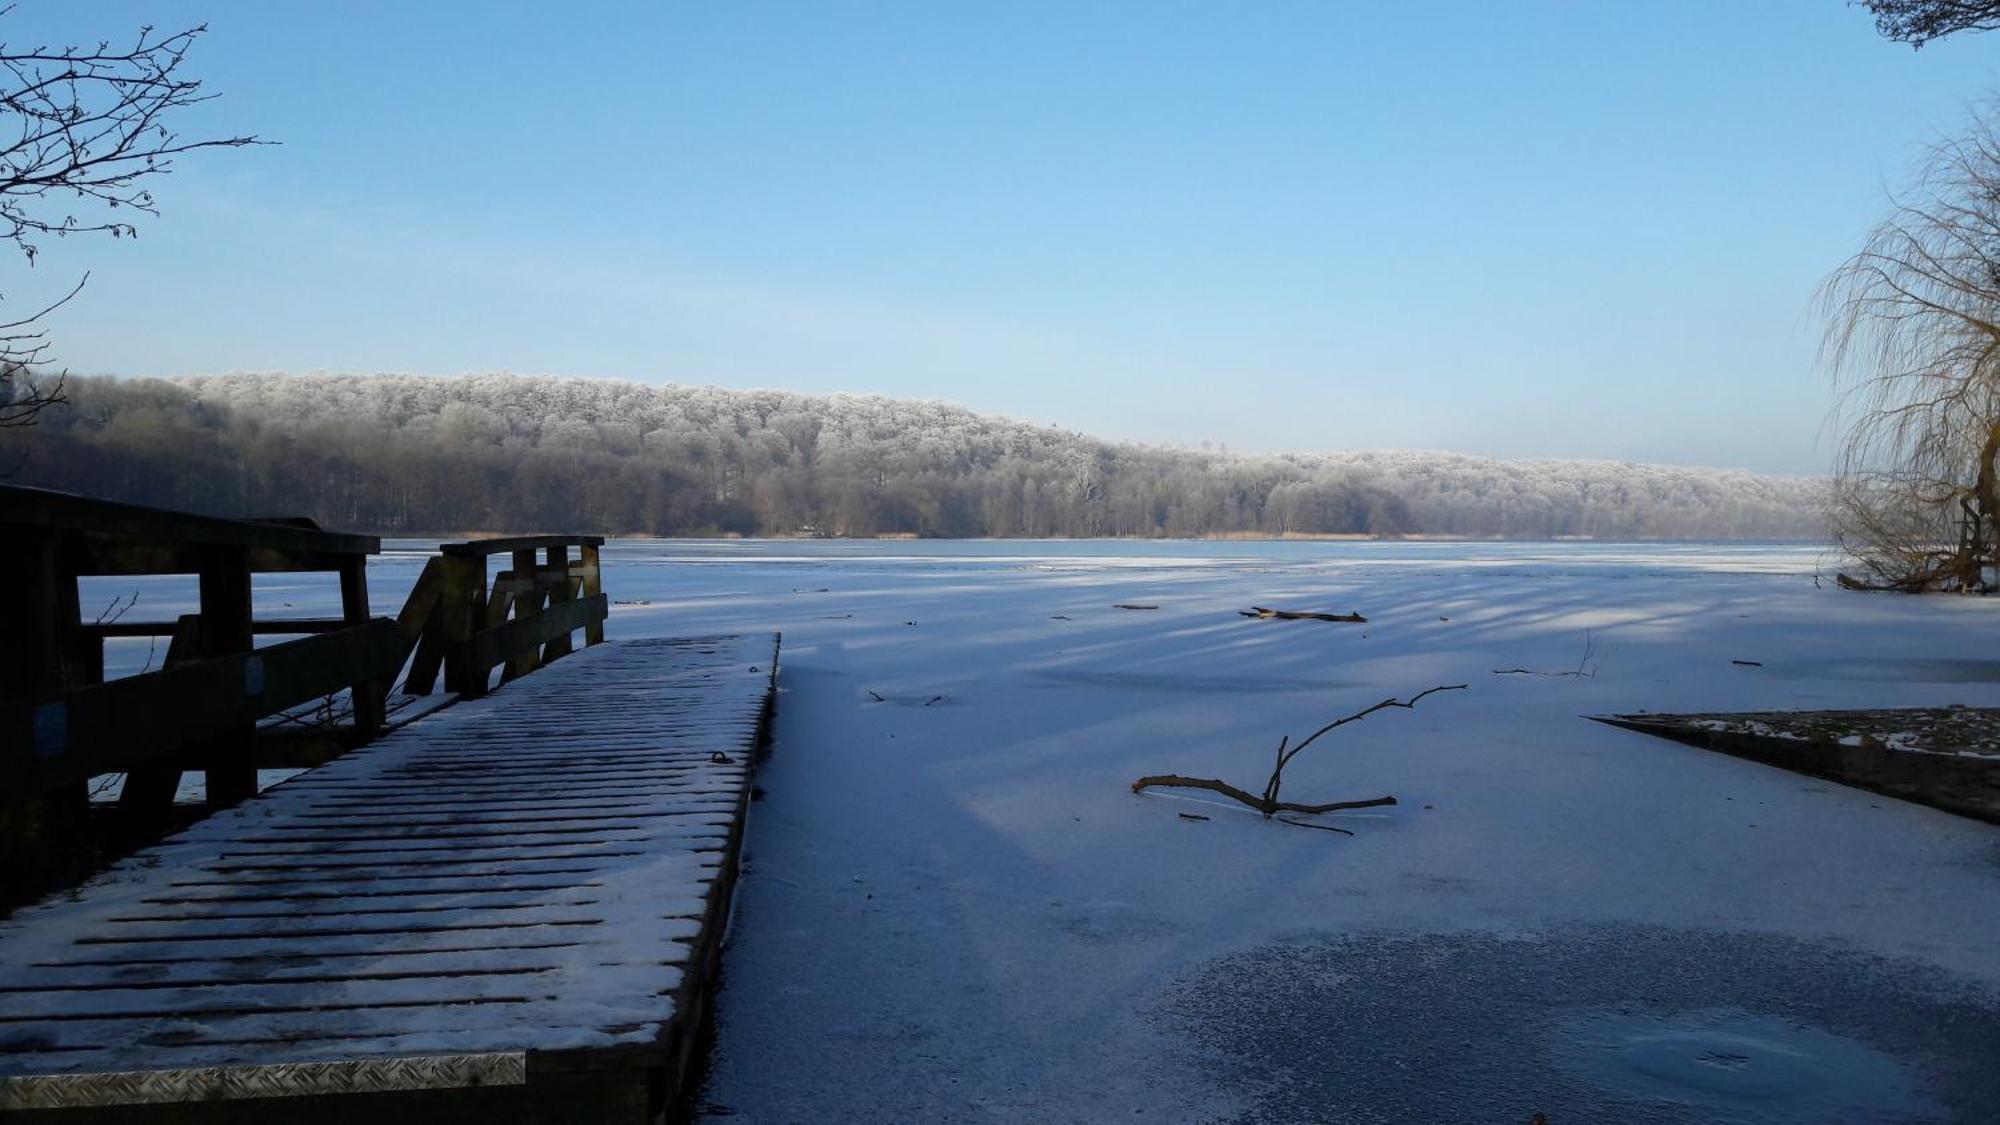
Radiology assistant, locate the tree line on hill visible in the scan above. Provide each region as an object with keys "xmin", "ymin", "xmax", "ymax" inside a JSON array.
[{"xmin": 2, "ymin": 372, "xmax": 1827, "ymax": 540}]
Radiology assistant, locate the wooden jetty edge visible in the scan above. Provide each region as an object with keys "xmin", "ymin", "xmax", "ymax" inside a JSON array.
[{"xmin": 0, "ymin": 633, "xmax": 780, "ymax": 1123}]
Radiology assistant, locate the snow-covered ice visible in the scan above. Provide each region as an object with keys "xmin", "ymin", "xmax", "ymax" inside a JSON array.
[
  {"xmin": 75, "ymin": 539, "xmax": 2000, "ymax": 1119},
  {"xmin": 623, "ymin": 540, "xmax": 2000, "ymax": 1123}
]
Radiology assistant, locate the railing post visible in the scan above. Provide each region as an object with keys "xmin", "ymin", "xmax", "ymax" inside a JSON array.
[
  {"xmin": 502, "ymin": 547, "xmax": 541, "ymax": 683},
  {"xmin": 580, "ymin": 542, "xmax": 604, "ymax": 646},
  {"xmin": 441, "ymin": 553, "xmax": 488, "ymax": 698},
  {"xmin": 198, "ymin": 545, "xmax": 257, "ymax": 809},
  {"xmin": 340, "ymin": 555, "xmax": 386, "ymax": 739},
  {"xmin": 0, "ymin": 528, "xmax": 90, "ymax": 905},
  {"xmin": 543, "ymin": 543, "xmax": 574, "ymax": 663}
]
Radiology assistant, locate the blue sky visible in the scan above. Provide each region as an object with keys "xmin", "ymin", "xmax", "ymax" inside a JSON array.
[{"xmin": 6, "ymin": 1, "xmax": 1998, "ymax": 473}]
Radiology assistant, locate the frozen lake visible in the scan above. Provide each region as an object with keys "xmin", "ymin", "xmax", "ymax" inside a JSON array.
[{"xmin": 81, "ymin": 539, "xmax": 2000, "ymax": 1120}]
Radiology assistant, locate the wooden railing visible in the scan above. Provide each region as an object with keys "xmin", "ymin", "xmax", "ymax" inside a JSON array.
[
  {"xmin": 0, "ymin": 484, "xmax": 610, "ymax": 908},
  {"xmin": 0, "ymin": 486, "xmax": 396, "ymax": 904},
  {"xmin": 1, "ymin": 486, "xmax": 394, "ymax": 808},
  {"xmin": 399, "ymin": 534, "xmax": 606, "ymax": 699}
]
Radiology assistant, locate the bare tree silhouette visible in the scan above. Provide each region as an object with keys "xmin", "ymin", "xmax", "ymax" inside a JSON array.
[
  {"xmin": 0, "ymin": 10, "xmax": 259, "ymax": 429},
  {"xmin": 1863, "ymin": 1, "xmax": 2000, "ymax": 47}
]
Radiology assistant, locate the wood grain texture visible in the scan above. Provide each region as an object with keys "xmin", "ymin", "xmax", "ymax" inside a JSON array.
[{"xmin": 0, "ymin": 634, "xmax": 779, "ymax": 1118}]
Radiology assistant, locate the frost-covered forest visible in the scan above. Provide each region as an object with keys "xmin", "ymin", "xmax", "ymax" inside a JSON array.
[{"xmin": 7, "ymin": 372, "xmax": 1827, "ymax": 539}]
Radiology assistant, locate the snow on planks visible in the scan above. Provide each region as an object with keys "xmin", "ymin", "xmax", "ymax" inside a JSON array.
[{"xmin": 0, "ymin": 634, "xmax": 779, "ymax": 1122}]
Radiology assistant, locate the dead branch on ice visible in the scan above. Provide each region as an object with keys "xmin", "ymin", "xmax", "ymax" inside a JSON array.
[
  {"xmin": 1132, "ymin": 684, "xmax": 1467, "ymax": 829},
  {"xmin": 1239, "ymin": 606, "xmax": 1367, "ymax": 622},
  {"xmin": 1277, "ymin": 817, "xmax": 1354, "ymax": 835},
  {"xmin": 1492, "ymin": 630, "xmax": 1601, "ymax": 678}
]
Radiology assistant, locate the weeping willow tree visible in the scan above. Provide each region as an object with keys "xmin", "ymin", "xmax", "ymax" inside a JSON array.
[{"xmin": 1820, "ymin": 108, "xmax": 2000, "ymax": 592}]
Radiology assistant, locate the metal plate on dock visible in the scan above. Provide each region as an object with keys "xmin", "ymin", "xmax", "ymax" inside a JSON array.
[{"xmin": 0, "ymin": 635, "xmax": 778, "ymax": 1112}]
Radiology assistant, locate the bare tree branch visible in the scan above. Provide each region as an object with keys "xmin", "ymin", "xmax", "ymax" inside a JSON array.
[
  {"xmin": 1863, "ymin": 1, "xmax": 2000, "ymax": 48},
  {"xmin": 0, "ymin": 15, "xmax": 260, "ymax": 431},
  {"xmin": 1132, "ymin": 684, "xmax": 1466, "ymax": 830}
]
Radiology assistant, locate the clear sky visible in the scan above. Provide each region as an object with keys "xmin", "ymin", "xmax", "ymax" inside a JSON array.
[{"xmin": 6, "ymin": 1, "xmax": 1999, "ymax": 474}]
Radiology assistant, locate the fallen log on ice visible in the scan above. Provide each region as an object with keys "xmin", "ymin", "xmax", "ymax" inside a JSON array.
[{"xmin": 1238, "ymin": 606, "xmax": 1366, "ymax": 622}]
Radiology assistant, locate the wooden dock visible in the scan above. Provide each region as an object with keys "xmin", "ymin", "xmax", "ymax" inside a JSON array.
[{"xmin": 0, "ymin": 633, "xmax": 779, "ymax": 1123}]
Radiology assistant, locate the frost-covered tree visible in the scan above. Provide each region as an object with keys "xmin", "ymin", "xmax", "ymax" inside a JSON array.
[{"xmin": 8, "ymin": 371, "xmax": 1828, "ymax": 541}]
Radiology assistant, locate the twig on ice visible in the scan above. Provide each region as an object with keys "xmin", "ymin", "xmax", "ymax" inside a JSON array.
[
  {"xmin": 93, "ymin": 591, "xmax": 139, "ymax": 626},
  {"xmin": 1277, "ymin": 817, "xmax": 1354, "ymax": 835},
  {"xmin": 1131, "ymin": 684, "xmax": 1466, "ymax": 832},
  {"xmin": 1493, "ymin": 630, "xmax": 1601, "ymax": 678}
]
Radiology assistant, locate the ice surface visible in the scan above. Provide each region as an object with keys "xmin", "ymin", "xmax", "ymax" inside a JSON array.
[
  {"xmin": 1559, "ymin": 1008, "xmax": 1937, "ymax": 1119},
  {"xmin": 618, "ymin": 539, "xmax": 1999, "ymax": 1123},
  {"xmin": 66, "ymin": 540, "xmax": 2000, "ymax": 1118}
]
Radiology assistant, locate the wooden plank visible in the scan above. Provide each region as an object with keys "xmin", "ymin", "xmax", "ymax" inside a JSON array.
[
  {"xmin": 81, "ymin": 619, "xmax": 354, "ymax": 638},
  {"xmin": 462, "ymin": 595, "xmax": 608, "ymax": 682},
  {"xmin": 0, "ymin": 484, "xmax": 378, "ymax": 559},
  {"xmin": 439, "ymin": 556, "xmax": 487, "ymax": 699},
  {"xmin": 397, "ymin": 559, "xmax": 447, "ymax": 696},
  {"xmin": 0, "ymin": 635, "xmax": 779, "ymax": 1122},
  {"xmin": 59, "ymin": 534, "xmax": 105, "ymax": 692},
  {"xmin": 66, "ymin": 541, "xmax": 372, "ymax": 578},
  {"xmin": 0, "ymin": 529, "xmax": 91, "ymax": 906},
  {"xmin": 0, "ymin": 528, "xmax": 63, "ymax": 699},
  {"xmin": 392, "ymin": 559, "xmax": 445, "ymax": 648},
  {"xmin": 340, "ymin": 556, "xmax": 386, "ymax": 742},
  {"xmin": 199, "ymin": 548, "xmax": 258, "ymax": 809},
  {"xmin": 4, "ymin": 622, "xmax": 408, "ymax": 799},
  {"xmin": 580, "ymin": 543, "xmax": 605, "ymax": 647},
  {"xmin": 501, "ymin": 551, "xmax": 540, "ymax": 683},
  {"xmin": 439, "ymin": 535, "xmax": 605, "ymax": 559},
  {"xmin": 117, "ymin": 616, "xmax": 206, "ymax": 815},
  {"xmin": 541, "ymin": 544, "xmax": 575, "ymax": 664}
]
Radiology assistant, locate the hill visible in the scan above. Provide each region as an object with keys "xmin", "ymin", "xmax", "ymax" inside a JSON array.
[{"xmin": 4, "ymin": 372, "xmax": 1827, "ymax": 539}]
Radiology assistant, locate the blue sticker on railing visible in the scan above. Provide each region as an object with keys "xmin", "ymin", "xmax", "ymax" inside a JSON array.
[
  {"xmin": 32, "ymin": 702, "xmax": 66, "ymax": 758},
  {"xmin": 244, "ymin": 656, "xmax": 265, "ymax": 696}
]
